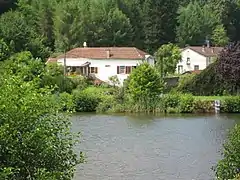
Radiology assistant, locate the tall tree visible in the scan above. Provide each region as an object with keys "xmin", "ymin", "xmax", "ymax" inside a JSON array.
[
  {"xmin": 211, "ymin": 24, "xmax": 229, "ymax": 46},
  {"xmin": 0, "ymin": 11, "xmax": 49, "ymax": 59},
  {"xmin": 118, "ymin": 0, "xmax": 144, "ymax": 49},
  {"xmin": 88, "ymin": 0, "xmax": 133, "ymax": 47},
  {"xmin": 54, "ymin": 0, "xmax": 86, "ymax": 51},
  {"xmin": 155, "ymin": 43, "xmax": 181, "ymax": 77},
  {"xmin": 176, "ymin": 1, "xmax": 220, "ymax": 46},
  {"xmin": 142, "ymin": 0, "xmax": 179, "ymax": 54}
]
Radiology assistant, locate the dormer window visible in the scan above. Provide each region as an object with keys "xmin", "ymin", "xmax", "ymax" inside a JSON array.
[{"xmin": 186, "ymin": 57, "xmax": 190, "ymax": 65}]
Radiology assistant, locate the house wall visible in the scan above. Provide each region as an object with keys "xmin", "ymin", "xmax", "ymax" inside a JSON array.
[
  {"xmin": 176, "ymin": 48, "xmax": 207, "ymax": 73},
  {"xmin": 57, "ymin": 58, "xmax": 151, "ymax": 84}
]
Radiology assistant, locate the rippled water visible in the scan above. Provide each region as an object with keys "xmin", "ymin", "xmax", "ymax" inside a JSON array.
[{"xmin": 72, "ymin": 113, "xmax": 240, "ymax": 180}]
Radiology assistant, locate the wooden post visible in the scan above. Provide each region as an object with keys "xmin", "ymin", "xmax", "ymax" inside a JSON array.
[{"xmin": 214, "ymin": 100, "xmax": 221, "ymax": 113}]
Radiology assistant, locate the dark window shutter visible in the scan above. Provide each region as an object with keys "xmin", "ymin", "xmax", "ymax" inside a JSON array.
[{"xmin": 117, "ymin": 66, "xmax": 119, "ymax": 74}]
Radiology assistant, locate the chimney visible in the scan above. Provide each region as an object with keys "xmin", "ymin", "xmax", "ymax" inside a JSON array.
[
  {"xmin": 83, "ymin": 42, "xmax": 87, "ymax": 48},
  {"xmin": 202, "ymin": 45, "xmax": 205, "ymax": 52},
  {"xmin": 106, "ymin": 49, "xmax": 110, "ymax": 58}
]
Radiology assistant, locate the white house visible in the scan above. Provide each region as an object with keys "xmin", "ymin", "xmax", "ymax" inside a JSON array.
[
  {"xmin": 47, "ymin": 45, "xmax": 154, "ymax": 84},
  {"xmin": 176, "ymin": 46, "xmax": 223, "ymax": 74}
]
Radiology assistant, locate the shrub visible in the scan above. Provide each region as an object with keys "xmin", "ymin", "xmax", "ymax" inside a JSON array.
[
  {"xmin": 72, "ymin": 90, "xmax": 100, "ymax": 112},
  {"xmin": 0, "ymin": 76, "xmax": 83, "ymax": 179},
  {"xmin": 58, "ymin": 92, "xmax": 75, "ymax": 112},
  {"xmin": 193, "ymin": 100, "xmax": 213, "ymax": 113},
  {"xmin": 162, "ymin": 93, "xmax": 180, "ymax": 109},
  {"xmin": 179, "ymin": 94, "xmax": 194, "ymax": 113},
  {"xmin": 221, "ymin": 96, "xmax": 240, "ymax": 113},
  {"xmin": 215, "ymin": 125, "xmax": 240, "ymax": 179},
  {"xmin": 176, "ymin": 74, "xmax": 195, "ymax": 91},
  {"xmin": 72, "ymin": 87, "xmax": 112, "ymax": 112}
]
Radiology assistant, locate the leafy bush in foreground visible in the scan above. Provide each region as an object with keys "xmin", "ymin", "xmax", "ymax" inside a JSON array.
[
  {"xmin": 215, "ymin": 125, "xmax": 240, "ymax": 180},
  {"xmin": 0, "ymin": 76, "xmax": 83, "ymax": 179}
]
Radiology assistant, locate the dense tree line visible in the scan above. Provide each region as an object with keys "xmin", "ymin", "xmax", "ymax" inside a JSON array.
[{"xmin": 0, "ymin": 0, "xmax": 240, "ymax": 58}]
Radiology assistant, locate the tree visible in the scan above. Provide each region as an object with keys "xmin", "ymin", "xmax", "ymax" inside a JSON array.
[
  {"xmin": 54, "ymin": 0, "xmax": 85, "ymax": 51},
  {"xmin": 215, "ymin": 42, "xmax": 240, "ymax": 94},
  {"xmin": 176, "ymin": 1, "xmax": 220, "ymax": 46},
  {"xmin": 0, "ymin": 55, "xmax": 84, "ymax": 179},
  {"xmin": 117, "ymin": 0, "xmax": 144, "ymax": 49},
  {"xmin": 215, "ymin": 124, "xmax": 240, "ymax": 179},
  {"xmin": 88, "ymin": 0, "xmax": 133, "ymax": 47},
  {"xmin": 0, "ymin": 10, "xmax": 50, "ymax": 59},
  {"xmin": 142, "ymin": 0, "xmax": 179, "ymax": 53},
  {"xmin": 155, "ymin": 43, "xmax": 181, "ymax": 77},
  {"xmin": 127, "ymin": 62, "xmax": 164, "ymax": 111},
  {"xmin": 211, "ymin": 24, "xmax": 229, "ymax": 46}
]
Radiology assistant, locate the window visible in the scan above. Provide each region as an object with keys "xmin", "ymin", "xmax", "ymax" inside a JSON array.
[
  {"xmin": 117, "ymin": 66, "xmax": 136, "ymax": 74},
  {"xmin": 186, "ymin": 57, "xmax": 190, "ymax": 65},
  {"xmin": 178, "ymin": 65, "xmax": 183, "ymax": 74},
  {"xmin": 90, "ymin": 67, "xmax": 98, "ymax": 73},
  {"xmin": 194, "ymin": 65, "xmax": 199, "ymax": 70},
  {"xmin": 105, "ymin": 65, "xmax": 110, "ymax": 67}
]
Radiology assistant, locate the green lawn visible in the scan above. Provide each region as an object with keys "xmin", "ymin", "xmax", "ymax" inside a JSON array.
[{"xmin": 194, "ymin": 96, "xmax": 229, "ymax": 101}]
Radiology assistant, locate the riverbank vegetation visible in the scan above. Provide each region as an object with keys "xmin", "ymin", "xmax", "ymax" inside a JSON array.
[
  {"xmin": 1, "ymin": 0, "xmax": 240, "ymax": 179},
  {"xmin": 0, "ymin": 52, "xmax": 84, "ymax": 179}
]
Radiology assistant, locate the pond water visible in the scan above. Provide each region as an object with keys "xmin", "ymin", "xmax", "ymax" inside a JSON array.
[{"xmin": 72, "ymin": 113, "xmax": 240, "ymax": 180}]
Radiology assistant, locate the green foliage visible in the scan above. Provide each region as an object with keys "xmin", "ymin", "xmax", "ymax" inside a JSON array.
[
  {"xmin": 215, "ymin": 124, "xmax": 240, "ymax": 179},
  {"xmin": 0, "ymin": 75, "xmax": 83, "ymax": 179},
  {"xmin": 108, "ymin": 75, "xmax": 120, "ymax": 87},
  {"xmin": 193, "ymin": 100, "xmax": 213, "ymax": 113},
  {"xmin": 142, "ymin": 0, "xmax": 179, "ymax": 53},
  {"xmin": 0, "ymin": 51, "xmax": 44, "ymax": 82},
  {"xmin": 54, "ymin": 0, "xmax": 86, "ymax": 51},
  {"xmin": 177, "ymin": 62, "xmax": 228, "ymax": 95},
  {"xmin": 58, "ymin": 92, "xmax": 75, "ymax": 112},
  {"xmin": 40, "ymin": 63, "xmax": 88, "ymax": 93},
  {"xmin": 176, "ymin": 1, "xmax": 220, "ymax": 46},
  {"xmin": 0, "ymin": 10, "xmax": 50, "ymax": 59},
  {"xmin": 221, "ymin": 96, "xmax": 240, "ymax": 113},
  {"xmin": 212, "ymin": 24, "xmax": 229, "ymax": 46},
  {"xmin": 178, "ymin": 94, "xmax": 194, "ymax": 113},
  {"xmin": 73, "ymin": 87, "xmax": 110, "ymax": 112},
  {"xmin": 155, "ymin": 43, "xmax": 181, "ymax": 76},
  {"xmin": 163, "ymin": 93, "xmax": 180, "ymax": 109},
  {"xmin": 176, "ymin": 74, "xmax": 195, "ymax": 91},
  {"xmin": 0, "ymin": 39, "xmax": 10, "ymax": 61},
  {"xmin": 127, "ymin": 63, "xmax": 164, "ymax": 111}
]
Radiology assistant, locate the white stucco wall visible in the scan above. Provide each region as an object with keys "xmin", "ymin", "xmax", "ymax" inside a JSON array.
[
  {"xmin": 57, "ymin": 58, "xmax": 152, "ymax": 84},
  {"xmin": 176, "ymin": 48, "xmax": 207, "ymax": 73}
]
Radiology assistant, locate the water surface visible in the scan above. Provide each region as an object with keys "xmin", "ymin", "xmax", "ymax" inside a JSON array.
[{"xmin": 72, "ymin": 113, "xmax": 240, "ymax": 180}]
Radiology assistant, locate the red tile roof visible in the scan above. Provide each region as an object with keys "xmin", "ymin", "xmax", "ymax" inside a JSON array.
[
  {"xmin": 182, "ymin": 70, "xmax": 202, "ymax": 75},
  {"xmin": 46, "ymin": 57, "xmax": 57, "ymax": 63},
  {"xmin": 184, "ymin": 46, "xmax": 223, "ymax": 57},
  {"xmin": 56, "ymin": 47, "xmax": 148, "ymax": 60}
]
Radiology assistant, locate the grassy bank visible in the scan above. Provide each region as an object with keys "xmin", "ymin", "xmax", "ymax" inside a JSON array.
[{"xmin": 60, "ymin": 88, "xmax": 240, "ymax": 114}]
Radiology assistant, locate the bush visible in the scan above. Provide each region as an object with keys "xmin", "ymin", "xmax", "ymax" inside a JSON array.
[
  {"xmin": 0, "ymin": 76, "xmax": 83, "ymax": 179},
  {"xmin": 221, "ymin": 96, "xmax": 240, "ymax": 113},
  {"xmin": 179, "ymin": 94, "xmax": 194, "ymax": 113},
  {"xmin": 177, "ymin": 63, "xmax": 229, "ymax": 96},
  {"xmin": 96, "ymin": 96, "xmax": 117, "ymax": 113},
  {"xmin": 193, "ymin": 100, "xmax": 213, "ymax": 113},
  {"xmin": 72, "ymin": 87, "xmax": 111, "ymax": 112},
  {"xmin": 176, "ymin": 74, "xmax": 195, "ymax": 91},
  {"xmin": 163, "ymin": 93, "xmax": 180, "ymax": 109},
  {"xmin": 215, "ymin": 125, "xmax": 240, "ymax": 179},
  {"xmin": 57, "ymin": 92, "xmax": 75, "ymax": 112}
]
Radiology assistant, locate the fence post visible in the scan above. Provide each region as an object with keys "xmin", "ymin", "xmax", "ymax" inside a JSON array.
[{"xmin": 214, "ymin": 100, "xmax": 221, "ymax": 113}]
